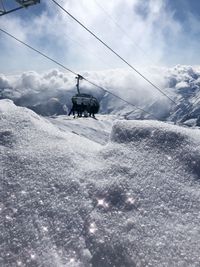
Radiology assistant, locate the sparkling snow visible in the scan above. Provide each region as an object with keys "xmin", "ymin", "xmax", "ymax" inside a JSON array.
[{"xmin": 0, "ymin": 99, "xmax": 200, "ymax": 266}]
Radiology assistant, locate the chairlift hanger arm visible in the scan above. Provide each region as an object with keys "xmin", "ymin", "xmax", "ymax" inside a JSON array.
[
  {"xmin": 76, "ymin": 75, "xmax": 83, "ymax": 95},
  {"xmin": 0, "ymin": 0, "xmax": 40, "ymax": 16}
]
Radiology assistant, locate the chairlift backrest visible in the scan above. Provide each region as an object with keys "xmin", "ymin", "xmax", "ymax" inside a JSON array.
[
  {"xmin": 72, "ymin": 94, "xmax": 99, "ymax": 111},
  {"xmin": 70, "ymin": 75, "xmax": 100, "ymax": 116}
]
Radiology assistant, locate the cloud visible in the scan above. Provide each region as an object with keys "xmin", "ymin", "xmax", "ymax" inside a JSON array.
[
  {"xmin": 1, "ymin": 65, "xmax": 200, "ymax": 121},
  {"xmin": 0, "ymin": 0, "xmax": 191, "ymax": 73},
  {"xmin": 0, "ymin": 74, "xmax": 10, "ymax": 88},
  {"xmin": 1, "ymin": 67, "xmax": 162, "ymax": 105}
]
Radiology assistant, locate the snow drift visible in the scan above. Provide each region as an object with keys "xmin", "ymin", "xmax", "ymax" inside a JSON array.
[{"xmin": 1, "ymin": 99, "xmax": 200, "ymax": 266}]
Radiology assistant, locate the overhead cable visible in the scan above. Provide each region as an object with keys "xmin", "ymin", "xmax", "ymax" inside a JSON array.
[
  {"xmin": 94, "ymin": 0, "xmax": 156, "ymax": 66},
  {"xmin": 61, "ymin": 30, "xmax": 114, "ymax": 69},
  {"xmin": 0, "ymin": 28, "xmax": 77, "ymax": 76},
  {"xmin": 0, "ymin": 28, "xmax": 159, "ymax": 120},
  {"xmin": 83, "ymin": 77, "xmax": 158, "ymax": 119},
  {"xmin": 51, "ymin": 0, "xmax": 177, "ymax": 105}
]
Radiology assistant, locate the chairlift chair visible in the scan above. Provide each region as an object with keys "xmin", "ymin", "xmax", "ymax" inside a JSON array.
[{"xmin": 70, "ymin": 75, "xmax": 100, "ymax": 117}]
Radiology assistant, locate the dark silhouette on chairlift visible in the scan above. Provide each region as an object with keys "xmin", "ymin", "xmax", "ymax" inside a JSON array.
[{"xmin": 69, "ymin": 75, "xmax": 100, "ymax": 118}]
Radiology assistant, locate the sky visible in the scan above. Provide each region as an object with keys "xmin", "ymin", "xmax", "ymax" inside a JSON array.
[{"xmin": 0, "ymin": 0, "xmax": 200, "ymax": 74}]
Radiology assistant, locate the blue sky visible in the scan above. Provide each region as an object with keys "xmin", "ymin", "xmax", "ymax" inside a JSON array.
[
  {"xmin": 166, "ymin": 0, "xmax": 200, "ymax": 22},
  {"xmin": 0, "ymin": 0, "xmax": 200, "ymax": 74}
]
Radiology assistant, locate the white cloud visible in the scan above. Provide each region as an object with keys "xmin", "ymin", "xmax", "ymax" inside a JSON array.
[
  {"xmin": 0, "ymin": 0, "xmax": 185, "ymax": 73},
  {"xmin": 0, "ymin": 74, "xmax": 10, "ymax": 88},
  {"xmin": 1, "ymin": 65, "xmax": 200, "ymax": 121}
]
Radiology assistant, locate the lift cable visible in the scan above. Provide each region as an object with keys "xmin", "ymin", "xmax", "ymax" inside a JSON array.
[
  {"xmin": 83, "ymin": 77, "xmax": 159, "ymax": 119},
  {"xmin": 0, "ymin": 28, "xmax": 159, "ymax": 120},
  {"xmin": 0, "ymin": 29, "xmax": 77, "ymax": 76},
  {"xmin": 51, "ymin": 0, "xmax": 177, "ymax": 106},
  {"xmin": 94, "ymin": 0, "xmax": 157, "ymax": 66},
  {"xmin": 61, "ymin": 31, "xmax": 115, "ymax": 70}
]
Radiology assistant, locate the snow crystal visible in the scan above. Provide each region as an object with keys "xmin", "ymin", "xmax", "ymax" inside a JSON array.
[
  {"xmin": 30, "ymin": 254, "xmax": 36, "ymax": 260},
  {"xmin": 1, "ymin": 100, "xmax": 200, "ymax": 266},
  {"xmin": 89, "ymin": 222, "xmax": 98, "ymax": 234},
  {"xmin": 96, "ymin": 198, "xmax": 109, "ymax": 208},
  {"xmin": 126, "ymin": 196, "xmax": 135, "ymax": 205},
  {"xmin": 16, "ymin": 260, "xmax": 22, "ymax": 266}
]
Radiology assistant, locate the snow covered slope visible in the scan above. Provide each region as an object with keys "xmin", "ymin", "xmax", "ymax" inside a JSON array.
[{"xmin": 1, "ymin": 100, "xmax": 200, "ymax": 267}]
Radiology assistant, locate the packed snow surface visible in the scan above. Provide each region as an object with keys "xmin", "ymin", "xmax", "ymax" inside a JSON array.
[{"xmin": 1, "ymin": 99, "xmax": 200, "ymax": 267}]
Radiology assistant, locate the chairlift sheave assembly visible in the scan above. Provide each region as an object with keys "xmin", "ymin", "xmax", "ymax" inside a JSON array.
[
  {"xmin": 0, "ymin": 0, "xmax": 40, "ymax": 16},
  {"xmin": 69, "ymin": 75, "xmax": 100, "ymax": 118}
]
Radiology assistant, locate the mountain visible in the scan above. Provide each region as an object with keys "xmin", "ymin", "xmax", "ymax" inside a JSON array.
[
  {"xmin": 1, "ymin": 99, "xmax": 200, "ymax": 266},
  {"xmin": 1, "ymin": 65, "xmax": 200, "ymax": 125}
]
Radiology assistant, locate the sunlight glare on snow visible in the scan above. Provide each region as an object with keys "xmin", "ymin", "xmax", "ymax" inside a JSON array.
[
  {"xmin": 1, "ymin": 100, "xmax": 200, "ymax": 266},
  {"xmin": 69, "ymin": 258, "xmax": 75, "ymax": 263},
  {"xmin": 97, "ymin": 198, "xmax": 109, "ymax": 208},
  {"xmin": 5, "ymin": 215, "xmax": 13, "ymax": 221},
  {"xmin": 20, "ymin": 190, "xmax": 27, "ymax": 195},
  {"xmin": 126, "ymin": 197, "xmax": 135, "ymax": 205},
  {"xmin": 42, "ymin": 226, "xmax": 48, "ymax": 232},
  {"xmin": 89, "ymin": 222, "xmax": 97, "ymax": 234},
  {"xmin": 17, "ymin": 260, "xmax": 22, "ymax": 266},
  {"xmin": 30, "ymin": 253, "xmax": 36, "ymax": 260}
]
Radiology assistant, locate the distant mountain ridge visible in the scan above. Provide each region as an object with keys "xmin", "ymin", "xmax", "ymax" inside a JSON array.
[{"xmin": 0, "ymin": 65, "xmax": 200, "ymax": 125}]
